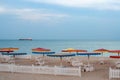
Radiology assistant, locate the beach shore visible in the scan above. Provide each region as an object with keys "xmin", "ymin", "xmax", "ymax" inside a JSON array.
[{"xmin": 0, "ymin": 56, "xmax": 119, "ymax": 80}]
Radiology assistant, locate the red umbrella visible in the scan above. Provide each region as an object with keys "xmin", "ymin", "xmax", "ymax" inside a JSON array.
[
  {"xmin": 0, "ymin": 50, "xmax": 13, "ymax": 53},
  {"xmin": 32, "ymin": 47, "xmax": 51, "ymax": 52},
  {"xmin": 109, "ymin": 50, "xmax": 120, "ymax": 56},
  {"xmin": 110, "ymin": 56, "xmax": 120, "ymax": 59},
  {"xmin": 32, "ymin": 47, "xmax": 53, "ymax": 57},
  {"xmin": 94, "ymin": 48, "xmax": 109, "ymax": 56}
]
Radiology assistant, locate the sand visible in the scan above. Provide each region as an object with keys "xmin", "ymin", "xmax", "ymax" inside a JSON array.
[{"xmin": 0, "ymin": 56, "xmax": 119, "ymax": 80}]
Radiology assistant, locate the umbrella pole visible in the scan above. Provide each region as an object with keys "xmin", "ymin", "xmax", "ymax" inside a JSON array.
[
  {"xmin": 87, "ymin": 55, "xmax": 90, "ymax": 65},
  {"xmin": 102, "ymin": 52, "xmax": 104, "ymax": 62},
  {"xmin": 43, "ymin": 54, "xmax": 45, "ymax": 61},
  {"xmin": 60, "ymin": 57, "xmax": 62, "ymax": 67},
  {"xmin": 102, "ymin": 52, "xmax": 103, "ymax": 57}
]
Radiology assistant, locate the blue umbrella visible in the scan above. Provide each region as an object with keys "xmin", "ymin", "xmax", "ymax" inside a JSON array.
[
  {"xmin": 2, "ymin": 53, "xmax": 27, "ymax": 64},
  {"xmin": 77, "ymin": 52, "xmax": 101, "ymax": 64},
  {"xmin": 47, "ymin": 53, "xmax": 75, "ymax": 66},
  {"xmin": 2, "ymin": 53, "xmax": 27, "ymax": 57}
]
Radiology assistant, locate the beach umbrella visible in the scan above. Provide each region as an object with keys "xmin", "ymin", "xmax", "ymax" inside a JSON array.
[
  {"xmin": 77, "ymin": 52, "xmax": 101, "ymax": 65},
  {"xmin": 2, "ymin": 52, "xmax": 27, "ymax": 57},
  {"xmin": 110, "ymin": 55, "xmax": 120, "ymax": 59},
  {"xmin": 0, "ymin": 47, "xmax": 19, "ymax": 53},
  {"xmin": 1, "ymin": 47, "xmax": 19, "ymax": 51},
  {"xmin": 0, "ymin": 50, "xmax": 13, "ymax": 53},
  {"xmin": 32, "ymin": 47, "xmax": 50, "ymax": 52},
  {"xmin": 32, "ymin": 47, "xmax": 55, "ymax": 57},
  {"xmin": 94, "ymin": 48, "xmax": 109, "ymax": 56},
  {"xmin": 110, "ymin": 56, "xmax": 120, "ymax": 68},
  {"xmin": 32, "ymin": 52, "xmax": 55, "ymax": 57},
  {"xmin": 109, "ymin": 50, "xmax": 120, "ymax": 56},
  {"xmin": 47, "ymin": 53, "xmax": 75, "ymax": 66},
  {"xmin": 62, "ymin": 48, "xmax": 87, "ymax": 53},
  {"xmin": 2, "ymin": 52, "xmax": 27, "ymax": 64}
]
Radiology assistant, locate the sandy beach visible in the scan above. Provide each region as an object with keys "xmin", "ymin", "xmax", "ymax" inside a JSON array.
[{"xmin": 0, "ymin": 55, "xmax": 119, "ymax": 80}]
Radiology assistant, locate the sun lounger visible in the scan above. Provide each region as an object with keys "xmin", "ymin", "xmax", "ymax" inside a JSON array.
[
  {"xmin": 71, "ymin": 61, "xmax": 83, "ymax": 67},
  {"xmin": 0, "ymin": 55, "xmax": 10, "ymax": 63},
  {"xmin": 83, "ymin": 64, "xmax": 94, "ymax": 72},
  {"xmin": 35, "ymin": 57, "xmax": 45, "ymax": 66}
]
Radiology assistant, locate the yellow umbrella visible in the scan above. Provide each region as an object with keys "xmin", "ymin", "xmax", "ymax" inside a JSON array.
[{"xmin": 62, "ymin": 48, "xmax": 87, "ymax": 53}]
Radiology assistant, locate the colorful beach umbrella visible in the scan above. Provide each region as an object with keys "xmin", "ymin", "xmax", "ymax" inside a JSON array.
[
  {"xmin": 62, "ymin": 48, "xmax": 87, "ymax": 53},
  {"xmin": 94, "ymin": 48, "xmax": 109, "ymax": 56},
  {"xmin": 1, "ymin": 47, "xmax": 19, "ymax": 51},
  {"xmin": 0, "ymin": 50, "xmax": 13, "ymax": 53},
  {"xmin": 77, "ymin": 52, "xmax": 101, "ymax": 64},
  {"xmin": 2, "ymin": 52, "xmax": 27, "ymax": 64},
  {"xmin": 109, "ymin": 50, "xmax": 120, "ymax": 56},
  {"xmin": 47, "ymin": 53, "xmax": 75, "ymax": 66},
  {"xmin": 2, "ymin": 52, "xmax": 27, "ymax": 56},
  {"xmin": 32, "ymin": 47, "xmax": 55, "ymax": 57},
  {"xmin": 110, "ymin": 56, "xmax": 120, "ymax": 59},
  {"xmin": 0, "ymin": 47, "xmax": 19, "ymax": 53},
  {"xmin": 32, "ymin": 47, "xmax": 50, "ymax": 52}
]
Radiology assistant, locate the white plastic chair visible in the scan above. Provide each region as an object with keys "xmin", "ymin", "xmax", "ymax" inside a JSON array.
[
  {"xmin": 83, "ymin": 64, "xmax": 94, "ymax": 72},
  {"xmin": 35, "ymin": 57, "xmax": 45, "ymax": 66},
  {"xmin": 1, "ymin": 55, "xmax": 11, "ymax": 63},
  {"xmin": 71, "ymin": 60, "xmax": 83, "ymax": 67}
]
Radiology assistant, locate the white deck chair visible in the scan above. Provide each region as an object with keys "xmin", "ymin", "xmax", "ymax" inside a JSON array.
[
  {"xmin": 71, "ymin": 60, "xmax": 83, "ymax": 67},
  {"xmin": 83, "ymin": 64, "xmax": 94, "ymax": 72},
  {"xmin": 35, "ymin": 57, "xmax": 45, "ymax": 66},
  {"xmin": 99, "ymin": 58, "xmax": 105, "ymax": 64},
  {"xmin": 0, "ymin": 55, "xmax": 11, "ymax": 63}
]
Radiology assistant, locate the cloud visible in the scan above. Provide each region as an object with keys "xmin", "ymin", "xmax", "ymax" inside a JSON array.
[
  {"xmin": 14, "ymin": 9, "xmax": 68, "ymax": 21},
  {"xmin": 0, "ymin": 6, "xmax": 68, "ymax": 21},
  {"xmin": 28, "ymin": 0, "xmax": 120, "ymax": 10},
  {"xmin": 0, "ymin": 7, "xmax": 7, "ymax": 13}
]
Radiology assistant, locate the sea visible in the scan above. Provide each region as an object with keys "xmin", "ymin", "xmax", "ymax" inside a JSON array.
[{"xmin": 0, "ymin": 39, "xmax": 120, "ymax": 57}]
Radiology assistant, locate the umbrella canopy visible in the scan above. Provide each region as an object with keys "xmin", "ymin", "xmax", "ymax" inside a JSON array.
[
  {"xmin": 2, "ymin": 53, "xmax": 27, "ymax": 56},
  {"xmin": 0, "ymin": 47, "xmax": 19, "ymax": 51},
  {"xmin": 77, "ymin": 52, "xmax": 101, "ymax": 64},
  {"xmin": 47, "ymin": 53, "xmax": 75, "ymax": 66},
  {"xmin": 2, "ymin": 53, "xmax": 27, "ymax": 58},
  {"xmin": 0, "ymin": 50, "xmax": 13, "ymax": 53},
  {"xmin": 94, "ymin": 48, "xmax": 109, "ymax": 56},
  {"xmin": 109, "ymin": 50, "xmax": 120, "ymax": 56},
  {"xmin": 0, "ymin": 47, "xmax": 19, "ymax": 53},
  {"xmin": 32, "ymin": 47, "xmax": 55, "ymax": 57},
  {"xmin": 62, "ymin": 48, "xmax": 87, "ymax": 53},
  {"xmin": 32, "ymin": 47, "xmax": 50, "ymax": 52},
  {"xmin": 110, "ymin": 56, "xmax": 120, "ymax": 59},
  {"xmin": 32, "ymin": 52, "xmax": 55, "ymax": 56}
]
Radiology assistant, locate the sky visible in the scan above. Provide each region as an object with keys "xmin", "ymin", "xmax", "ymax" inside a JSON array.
[{"xmin": 0, "ymin": 0, "xmax": 120, "ymax": 40}]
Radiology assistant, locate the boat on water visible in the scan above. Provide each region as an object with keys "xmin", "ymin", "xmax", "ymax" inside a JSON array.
[{"xmin": 19, "ymin": 38, "xmax": 32, "ymax": 41}]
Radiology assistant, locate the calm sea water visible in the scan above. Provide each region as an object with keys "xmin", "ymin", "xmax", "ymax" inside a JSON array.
[{"xmin": 0, "ymin": 40, "xmax": 120, "ymax": 57}]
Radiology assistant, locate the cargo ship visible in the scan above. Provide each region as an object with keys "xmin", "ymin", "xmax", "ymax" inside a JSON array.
[{"xmin": 19, "ymin": 38, "xmax": 32, "ymax": 41}]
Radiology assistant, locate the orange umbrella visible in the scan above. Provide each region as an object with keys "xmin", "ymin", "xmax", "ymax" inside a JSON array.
[
  {"xmin": 0, "ymin": 47, "xmax": 19, "ymax": 53},
  {"xmin": 1, "ymin": 48, "xmax": 19, "ymax": 51},
  {"xmin": 109, "ymin": 50, "xmax": 120, "ymax": 56},
  {"xmin": 94, "ymin": 48, "xmax": 109, "ymax": 56},
  {"xmin": 62, "ymin": 48, "xmax": 87, "ymax": 53}
]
